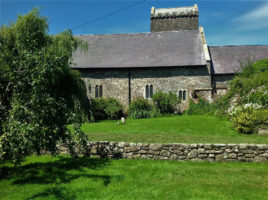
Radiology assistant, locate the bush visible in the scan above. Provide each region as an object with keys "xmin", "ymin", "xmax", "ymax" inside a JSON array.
[
  {"xmin": 238, "ymin": 59, "xmax": 268, "ymax": 78},
  {"xmin": 128, "ymin": 97, "xmax": 158, "ymax": 119},
  {"xmin": 90, "ymin": 98, "xmax": 108, "ymax": 121},
  {"xmin": 90, "ymin": 98, "xmax": 124, "ymax": 121},
  {"xmin": 186, "ymin": 98, "xmax": 215, "ymax": 115},
  {"xmin": 231, "ymin": 108, "xmax": 268, "ymax": 134},
  {"xmin": 152, "ymin": 91, "xmax": 181, "ymax": 114},
  {"xmin": 212, "ymin": 94, "xmax": 232, "ymax": 116},
  {"xmin": 104, "ymin": 98, "xmax": 124, "ymax": 120},
  {"xmin": 228, "ymin": 59, "xmax": 268, "ymax": 108}
]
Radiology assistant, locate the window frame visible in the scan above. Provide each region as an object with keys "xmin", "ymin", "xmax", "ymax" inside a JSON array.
[
  {"xmin": 150, "ymin": 85, "xmax": 153, "ymax": 98},
  {"xmin": 178, "ymin": 89, "xmax": 187, "ymax": 101},
  {"xmin": 145, "ymin": 85, "xmax": 153, "ymax": 99},
  {"xmin": 99, "ymin": 85, "xmax": 103, "ymax": 98},
  {"xmin": 95, "ymin": 85, "xmax": 99, "ymax": 98},
  {"xmin": 145, "ymin": 85, "xmax": 149, "ymax": 99}
]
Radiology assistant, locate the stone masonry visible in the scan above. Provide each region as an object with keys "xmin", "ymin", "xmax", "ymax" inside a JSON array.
[
  {"xmin": 81, "ymin": 66, "xmax": 212, "ymax": 108},
  {"xmin": 59, "ymin": 141, "xmax": 268, "ymax": 162},
  {"xmin": 150, "ymin": 5, "xmax": 199, "ymax": 32},
  {"xmin": 150, "ymin": 17, "xmax": 199, "ymax": 32}
]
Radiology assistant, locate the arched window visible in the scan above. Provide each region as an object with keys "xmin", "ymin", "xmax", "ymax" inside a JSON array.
[
  {"xmin": 99, "ymin": 85, "xmax": 103, "ymax": 98},
  {"xmin": 150, "ymin": 85, "xmax": 153, "ymax": 98},
  {"xmin": 145, "ymin": 85, "xmax": 149, "ymax": 98},
  {"xmin": 179, "ymin": 90, "xmax": 183, "ymax": 100},
  {"xmin": 183, "ymin": 90, "xmax": 187, "ymax": 101},
  {"xmin": 88, "ymin": 84, "xmax": 91, "ymax": 94},
  {"xmin": 145, "ymin": 85, "xmax": 154, "ymax": 99},
  {"xmin": 95, "ymin": 85, "xmax": 99, "ymax": 98}
]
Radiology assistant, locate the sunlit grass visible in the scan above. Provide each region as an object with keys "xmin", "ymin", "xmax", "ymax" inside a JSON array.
[
  {"xmin": 77, "ymin": 115, "xmax": 268, "ymax": 144},
  {"xmin": 1, "ymin": 155, "xmax": 268, "ymax": 200}
]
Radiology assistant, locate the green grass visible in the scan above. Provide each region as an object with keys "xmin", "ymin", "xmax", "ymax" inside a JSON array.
[
  {"xmin": 1, "ymin": 155, "xmax": 268, "ymax": 200},
  {"xmin": 78, "ymin": 115, "xmax": 268, "ymax": 144}
]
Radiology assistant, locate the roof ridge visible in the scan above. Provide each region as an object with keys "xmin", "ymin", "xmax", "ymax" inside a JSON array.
[
  {"xmin": 155, "ymin": 6, "xmax": 195, "ymax": 10},
  {"xmin": 209, "ymin": 45, "xmax": 268, "ymax": 47},
  {"xmin": 74, "ymin": 30, "xmax": 200, "ymax": 37},
  {"xmin": 151, "ymin": 4, "xmax": 198, "ymax": 18}
]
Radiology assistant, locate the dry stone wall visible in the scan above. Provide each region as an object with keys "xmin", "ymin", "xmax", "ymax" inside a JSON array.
[{"xmin": 60, "ymin": 142, "xmax": 268, "ymax": 162}]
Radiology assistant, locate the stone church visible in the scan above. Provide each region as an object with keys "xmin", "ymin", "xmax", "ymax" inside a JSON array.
[{"xmin": 71, "ymin": 4, "xmax": 268, "ymax": 108}]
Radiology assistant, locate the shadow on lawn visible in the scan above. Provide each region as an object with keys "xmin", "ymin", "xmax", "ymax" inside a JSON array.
[
  {"xmin": 27, "ymin": 186, "xmax": 77, "ymax": 200},
  {"xmin": 0, "ymin": 156, "xmax": 112, "ymax": 200}
]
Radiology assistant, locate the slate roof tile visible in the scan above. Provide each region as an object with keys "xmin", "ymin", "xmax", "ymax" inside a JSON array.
[
  {"xmin": 71, "ymin": 30, "xmax": 206, "ymax": 69},
  {"xmin": 209, "ymin": 46, "xmax": 268, "ymax": 74}
]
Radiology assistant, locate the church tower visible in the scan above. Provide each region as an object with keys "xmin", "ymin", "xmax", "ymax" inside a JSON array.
[{"xmin": 150, "ymin": 4, "xmax": 199, "ymax": 32}]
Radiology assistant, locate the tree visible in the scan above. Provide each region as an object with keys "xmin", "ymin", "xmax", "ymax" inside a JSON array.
[{"xmin": 0, "ymin": 9, "xmax": 89, "ymax": 164}]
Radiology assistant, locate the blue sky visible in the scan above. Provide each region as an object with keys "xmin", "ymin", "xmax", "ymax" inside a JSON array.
[{"xmin": 1, "ymin": 0, "xmax": 268, "ymax": 45}]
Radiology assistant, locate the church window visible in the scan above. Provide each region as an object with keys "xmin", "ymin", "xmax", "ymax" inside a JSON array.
[
  {"xmin": 145, "ymin": 85, "xmax": 149, "ymax": 98},
  {"xmin": 183, "ymin": 90, "xmax": 187, "ymax": 101},
  {"xmin": 95, "ymin": 85, "xmax": 99, "ymax": 98},
  {"xmin": 178, "ymin": 90, "xmax": 183, "ymax": 100},
  {"xmin": 178, "ymin": 89, "xmax": 187, "ymax": 101},
  {"xmin": 95, "ymin": 85, "xmax": 103, "ymax": 98},
  {"xmin": 145, "ymin": 85, "xmax": 153, "ymax": 99},
  {"xmin": 88, "ymin": 84, "xmax": 91, "ymax": 94},
  {"xmin": 150, "ymin": 85, "xmax": 153, "ymax": 98},
  {"xmin": 99, "ymin": 85, "xmax": 103, "ymax": 98}
]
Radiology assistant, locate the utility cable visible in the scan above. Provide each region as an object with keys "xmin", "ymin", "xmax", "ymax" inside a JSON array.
[{"xmin": 71, "ymin": 0, "xmax": 146, "ymax": 30}]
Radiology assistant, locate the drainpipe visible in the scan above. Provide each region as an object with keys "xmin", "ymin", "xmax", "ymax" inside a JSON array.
[{"xmin": 128, "ymin": 71, "xmax": 131, "ymax": 105}]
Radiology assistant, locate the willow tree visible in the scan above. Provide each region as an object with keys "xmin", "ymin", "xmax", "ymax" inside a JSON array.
[{"xmin": 0, "ymin": 9, "xmax": 88, "ymax": 164}]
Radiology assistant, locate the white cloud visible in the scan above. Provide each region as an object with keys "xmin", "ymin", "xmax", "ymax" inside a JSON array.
[{"xmin": 234, "ymin": 2, "xmax": 268, "ymax": 31}]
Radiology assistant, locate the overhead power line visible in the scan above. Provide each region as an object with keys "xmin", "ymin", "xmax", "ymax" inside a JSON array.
[{"xmin": 71, "ymin": 0, "xmax": 146, "ymax": 31}]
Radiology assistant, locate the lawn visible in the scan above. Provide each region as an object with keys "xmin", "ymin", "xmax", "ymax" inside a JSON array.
[
  {"xmin": 78, "ymin": 115, "xmax": 268, "ymax": 144},
  {"xmin": 0, "ymin": 155, "xmax": 268, "ymax": 200}
]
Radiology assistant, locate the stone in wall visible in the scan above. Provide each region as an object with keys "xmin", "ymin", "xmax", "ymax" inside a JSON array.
[
  {"xmin": 58, "ymin": 142, "xmax": 268, "ymax": 162},
  {"xmin": 150, "ymin": 17, "xmax": 199, "ymax": 32},
  {"xmin": 81, "ymin": 69, "xmax": 130, "ymax": 107},
  {"xmin": 212, "ymin": 74, "xmax": 234, "ymax": 89},
  {"xmin": 80, "ymin": 66, "xmax": 212, "ymax": 109},
  {"xmin": 130, "ymin": 66, "xmax": 211, "ymax": 109}
]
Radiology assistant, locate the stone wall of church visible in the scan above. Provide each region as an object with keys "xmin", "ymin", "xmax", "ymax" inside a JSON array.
[
  {"xmin": 212, "ymin": 74, "xmax": 234, "ymax": 97},
  {"xmin": 150, "ymin": 16, "xmax": 199, "ymax": 32},
  {"xmin": 212, "ymin": 74, "xmax": 234, "ymax": 89},
  {"xmin": 81, "ymin": 69, "xmax": 130, "ymax": 107},
  {"xmin": 130, "ymin": 66, "xmax": 211, "ymax": 109},
  {"xmin": 80, "ymin": 66, "xmax": 211, "ymax": 108}
]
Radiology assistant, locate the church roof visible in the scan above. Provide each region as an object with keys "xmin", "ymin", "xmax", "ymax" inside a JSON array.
[
  {"xmin": 151, "ymin": 5, "xmax": 198, "ymax": 18},
  {"xmin": 71, "ymin": 30, "xmax": 207, "ymax": 69},
  {"xmin": 209, "ymin": 45, "xmax": 268, "ymax": 74}
]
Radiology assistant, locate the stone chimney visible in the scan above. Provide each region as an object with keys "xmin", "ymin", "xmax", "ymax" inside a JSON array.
[{"xmin": 150, "ymin": 4, "xmax": 199, "ymax": 32}]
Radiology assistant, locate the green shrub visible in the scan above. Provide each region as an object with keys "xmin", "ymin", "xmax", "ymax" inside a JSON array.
[
  {"xmin": 246, "ymin": 85, "xmax": 268, "ymax": 107},
  {"xmin": 228, "ymin": 59, "xmax": 268, "ymax": 108},
  {"xmin": 128, "ymin": 97, "xmax": 158, "ymax": 119},
  {"xmin": 152, "ymin": 91, "xmax": 181, "ymax": 114},
  {"xmin": 231, "ymin": 108, "xmax": 268, "ymax": 134},
  {"xmin": 104, "ymin": 98, "xmax": 124, "ymax": 120},
  {"xmin": 186, "ymin": 98, "xmax": 215, "ymax": 115},
  {"xmin": 90, "ymin": 98, "xmax": 124, "ymax": 121},
  {"xmin": 238, "ymin": 59, "xmax": 268, "ymax": 78},
  {"xmin": 90, "ymin": 98, "xmax": 108, "ymax": 121}
]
